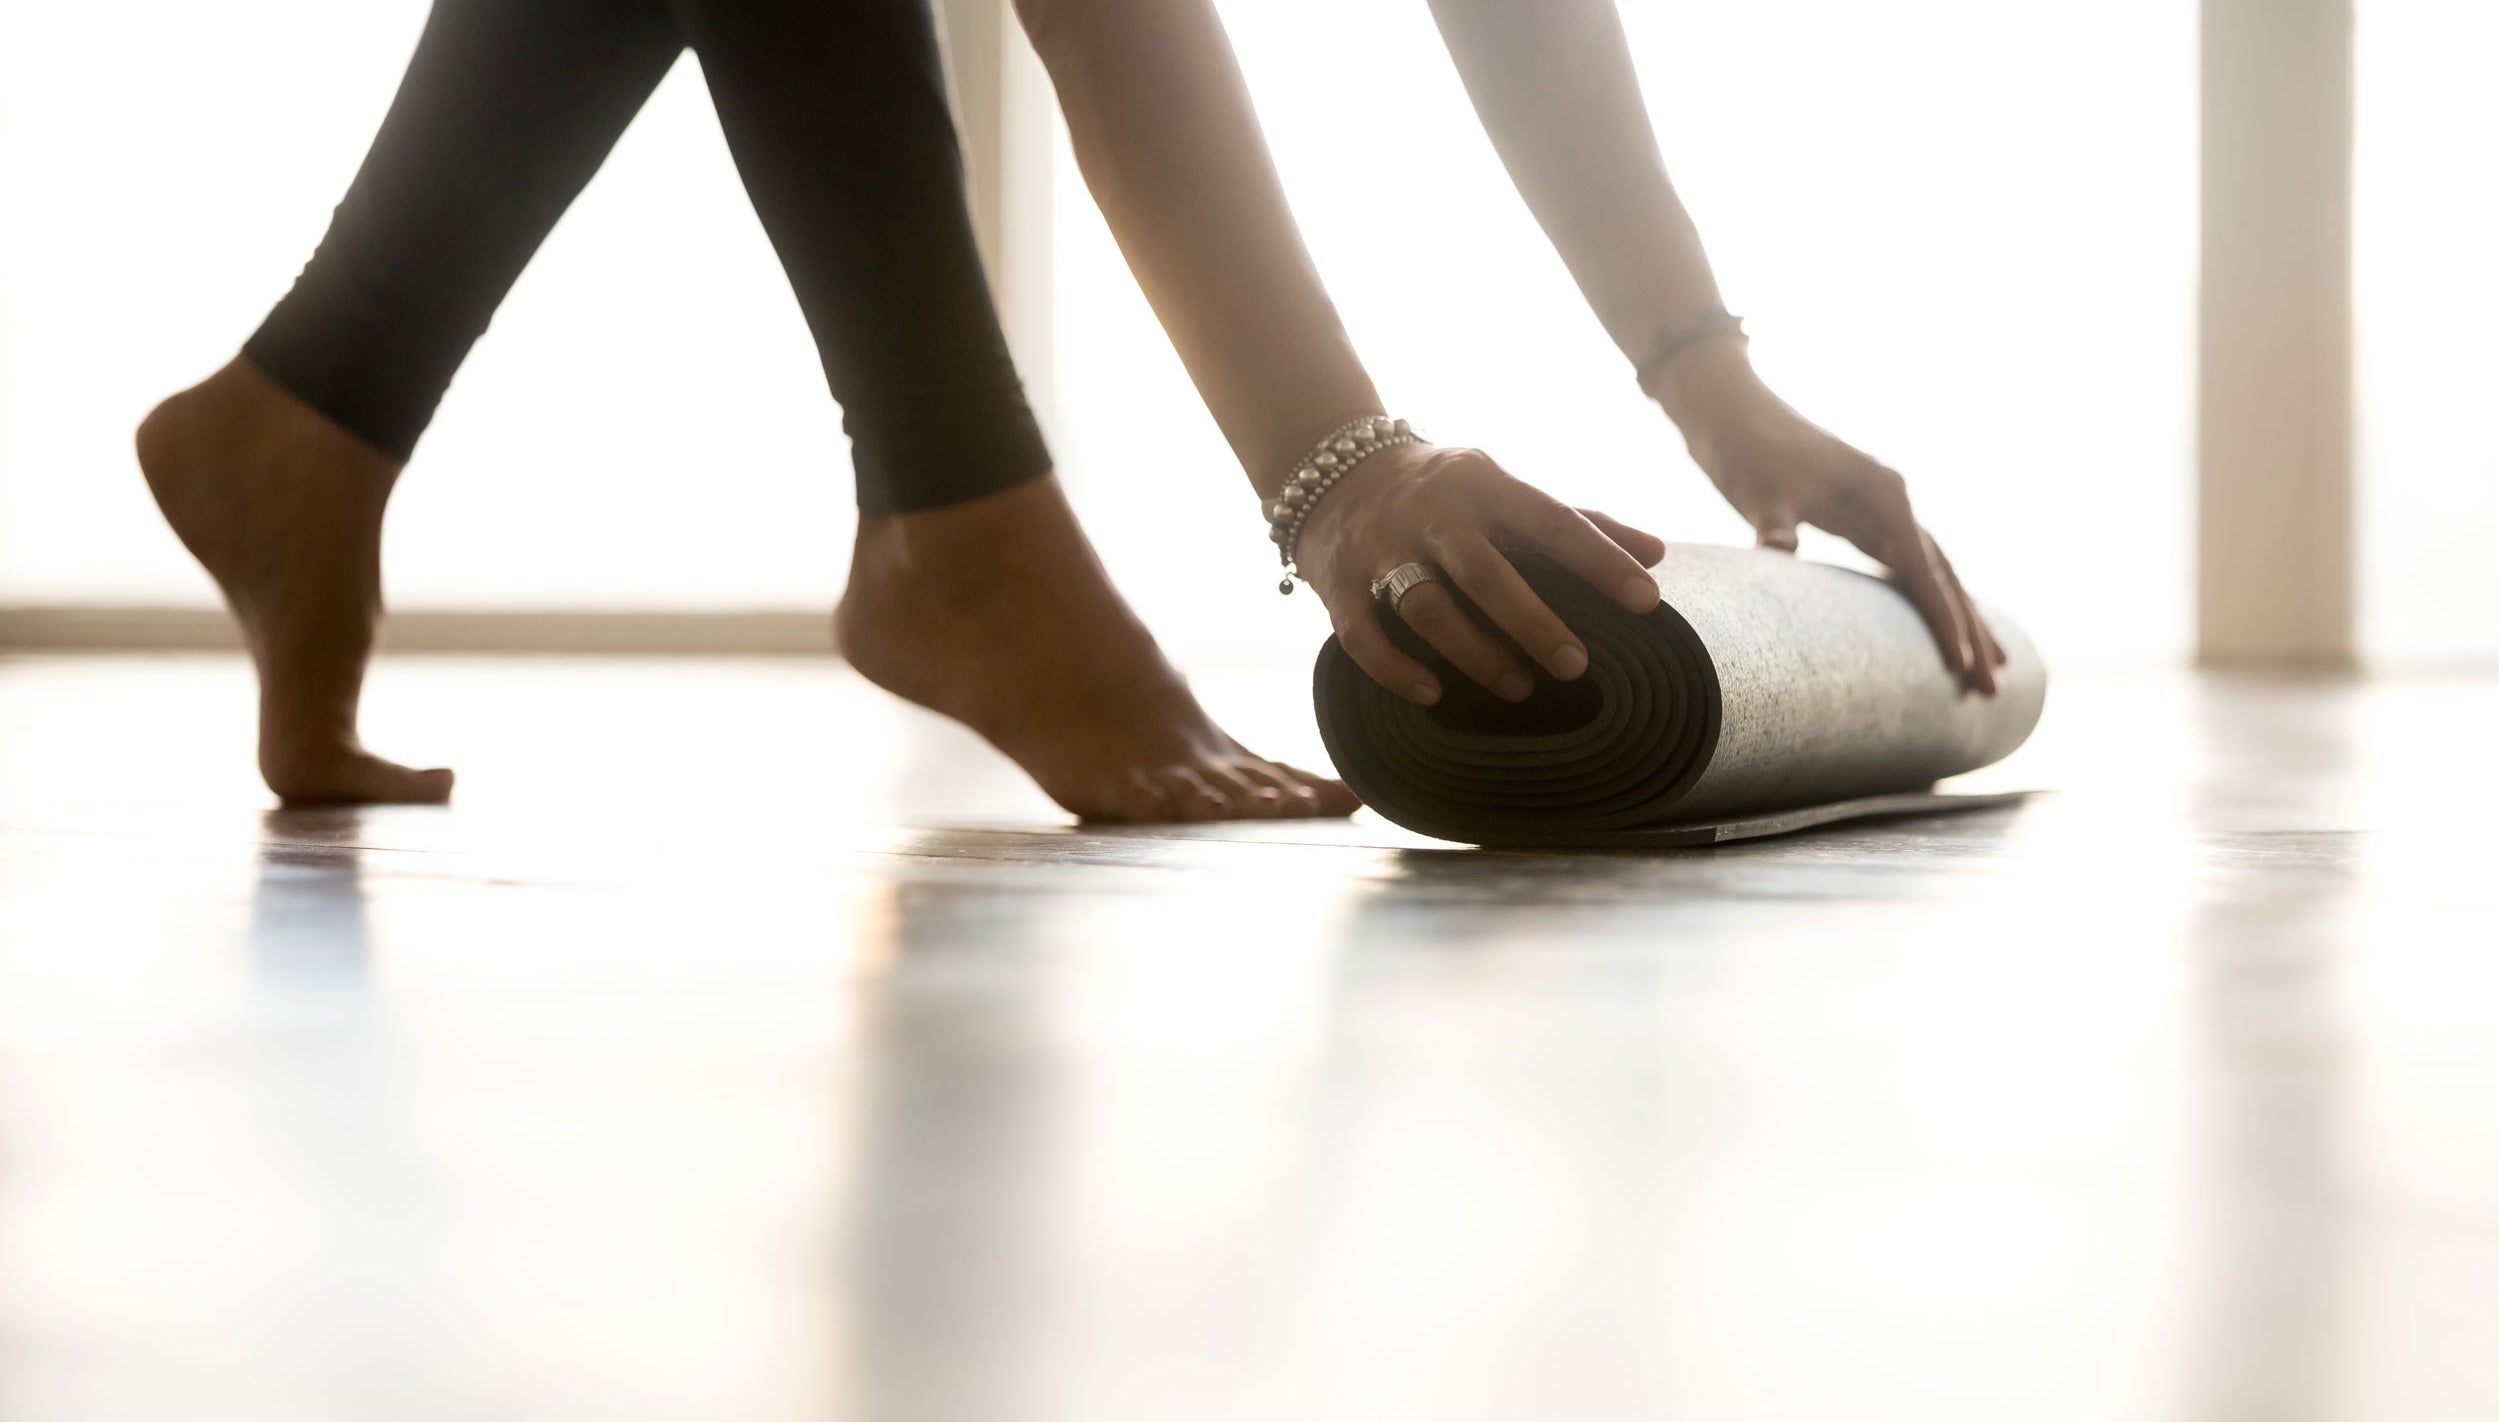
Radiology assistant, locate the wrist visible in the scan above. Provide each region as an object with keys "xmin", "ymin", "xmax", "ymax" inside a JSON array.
[
  {"xmin": 1254, "ymin": 407, "xmax": 1388, "ymax": 500},
  {"xmin": 1265, "ymin": 415, "xmax": 1417, "ymax": 594},
  {"xmin": 1641, "ymin": 334, "xmax": 1770, "ymax": 434}
]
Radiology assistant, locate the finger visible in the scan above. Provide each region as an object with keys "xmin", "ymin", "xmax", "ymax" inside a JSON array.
[
  {"xmin": 1502, "ymin": 495, "xmax": 1660, "ymax": 613},
  {"xmin": 1576, "ymin": 507, "xmax": 1666, "ymax": 567},
  {"xmin": 1937, "ymin": 549, "xmax": 2008, "ymax": 668},
  {"xmin": 1395, "ymin": 579, "xmax": 1540, "ymax": 701},
  {"xmin": 1927, "ymin": 536, "xmax": 2000, "ymax": 665},
  {"xmin": 1896, "ymin": 536, "xmax": 1979, "ymax": 685},
  {"xmin": 1929, "ymin": 535, "xmax": 2007, "ymax": 688},
  {"xmin": 1334, "ymin": 606, "xmax": 1444, "ymax": 706},
  {"xmin": 1439, "ymin": 537, "xmax": 1592, "ymax": 683},
  {"xmin": 1915, "ymin": 530, "xmax": 1986, "ymax": 688},
  {"xmin": 1826, "ymin": 465, "xmax": 1974, "ymax": 682},
  {"xmin": 1755, "ymin": 510, "xmax": 1801, "ymax": 554}
]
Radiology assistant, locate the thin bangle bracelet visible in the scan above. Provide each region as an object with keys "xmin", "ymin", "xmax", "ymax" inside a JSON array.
[{"xmin": 1633, "ymin": 306, "xmax": 1746, "ymax": 391}]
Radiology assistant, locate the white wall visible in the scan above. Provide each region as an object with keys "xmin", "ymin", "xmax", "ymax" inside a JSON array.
[{"xmin": 2356, "ymin": 0, "xmax": 2499, "ymax": 668}]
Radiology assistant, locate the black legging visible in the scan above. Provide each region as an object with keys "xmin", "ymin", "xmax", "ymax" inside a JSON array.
[{"xmin": 244, "ymin": 0, "xmax": 1050, "ymax": 513}]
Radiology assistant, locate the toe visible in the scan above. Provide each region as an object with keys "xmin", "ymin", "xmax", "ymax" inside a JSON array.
[
  {"xmin": 1202, "ymin": 763, "xmax": 1289, "ymax": 819},
  {"xmin": 1236, "ymin": 761, "xmax": 1324, "ymax": 818},
  {"xmin": 1276, "ymin": 762, "xmax": 1361, "ymax": 818},
  {"xmin": 1121, "ymin": 769, "xmax": 1178, "ymax": 823},
  {"xmin": 1157, "ymin": 767, "xmax": 1233, "ymax": 822},
  {"xmin": 357, "ymin": 755, "xmax": 453, "ymax": 805},
  {"xmin": 1076, "ymin": 769, "xmax": 1177, "ymax": 825},
  {"xmin": 270, "ymin": 752, "xmax": 454, "ymax": 807}
]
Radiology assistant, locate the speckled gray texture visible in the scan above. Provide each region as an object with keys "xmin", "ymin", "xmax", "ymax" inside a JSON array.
[
  {"xmin": 1312, "ymin": 544, "xmax": 2046, "ymax": 847},
  {"xmin": 1657, "ymin": 544, "xmax": 2045, "ymax": 822}
]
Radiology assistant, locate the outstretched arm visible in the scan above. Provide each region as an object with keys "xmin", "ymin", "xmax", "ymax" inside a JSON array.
[
  {"xmin": 1012, "ymin": 0, "xmax": 1377, "ymax": 480},
  {"xmin": 1017, "ymin": 0, "xmax": 1668, "ymax": 706},
  {"xmin": 1425, "ymin": 0, "xmax": 2004, "ymax": 690}
]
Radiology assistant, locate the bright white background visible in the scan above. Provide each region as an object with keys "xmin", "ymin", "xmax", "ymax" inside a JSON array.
[
  {"xmin": 0, "ymin": 1, "xmax": 2469, "ymax": 665},
  {"xmin": 2354, "ymin": 0, "xmax": 2499, "ymax": 669}
]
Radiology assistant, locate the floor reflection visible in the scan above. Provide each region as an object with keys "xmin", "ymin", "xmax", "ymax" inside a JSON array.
[
  {"xmin": 3, "ymin": 660, "xmax": 2495, "ymax": 1421},
  {"xmin": 2183, "ymin": 679, "xmax": 2361, "ymax": 1422},
  {"xmin": 250, "ymin": 808, "xmax": 377, "ymax": 990},
  {"xmin": 836, "ymin": 877, "xmax": 1060, "ymax": 1422},
  {"xmin": 835, "ymin": 848, "xmax": 1361, "ymax": 1420}
]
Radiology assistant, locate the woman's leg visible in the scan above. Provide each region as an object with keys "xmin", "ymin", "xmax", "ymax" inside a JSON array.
[
  {"xmin": 673, "ymin": 0, "xmax": 1353, "ymax": 820},
  {"xmin": 245, "ymin": 0, "xmax": 688, "ymax": 462},
  {"xmin": 140, "ymin": 0, "xmax": 686, "ymax": 804},
  {"xmin": 143, "ymin": 0, "xmax": 1353, "ymax": 818},
  {"xmin": 670, "ymin": 0, "xmax": 1046, "ymax": 512}
]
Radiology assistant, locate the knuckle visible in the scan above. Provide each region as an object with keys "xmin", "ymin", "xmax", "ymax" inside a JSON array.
[
  {"xmin": 1523, "ymin": 500, "xmax": 1583, "ymax": 540},
  {"xmin": 1420, "ymin": 449, "xmax": 1500, "ymax": 501},
  {"xmin": 1864, "ymin": 464, "xmax": 1911, "ymax": 505},
  {"xmin": 1332, "ymin": 606, "xmax": 1383, "ymax": 641},
  {"xmin": 1509, "ymin": 617, "xmax": 1571, "ymax": 655}
]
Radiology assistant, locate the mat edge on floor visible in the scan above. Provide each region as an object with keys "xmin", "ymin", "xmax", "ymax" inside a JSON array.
[{"xmin": 1461, "ymin": 789, "xmax": 2042, "ymax": 850}]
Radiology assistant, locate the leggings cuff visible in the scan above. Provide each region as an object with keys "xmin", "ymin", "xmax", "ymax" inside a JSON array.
[
  {"xmin": 849, "ymin": 404, "xmax": 1054, "ymax": 514},
  {"xmin": 243, "ymin": 270, "xmax": 475, "ymax": 463}
]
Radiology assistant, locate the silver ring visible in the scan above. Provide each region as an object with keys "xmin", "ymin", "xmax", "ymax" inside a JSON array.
[{"xmin": 1369, "ymin": 562, "xmax": 1442, "ymax": 608}]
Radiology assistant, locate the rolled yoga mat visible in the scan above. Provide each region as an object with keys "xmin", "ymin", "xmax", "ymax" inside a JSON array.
[{"xmin": 1312, "ymin": 543, "xmax": 2047, "ymax": 847}]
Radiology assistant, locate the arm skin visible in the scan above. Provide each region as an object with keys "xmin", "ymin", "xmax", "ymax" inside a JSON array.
[
  {"xmin": 1012, "ymin": 0, "xmax": 1378, "ymax": 487},
  {"xmin": 1424, "ymin": 0, "xmax": 2005, "ymax": 690},
  {"xmin": 1016, "ymin": 0, "xmax": 1669, "ymax": 707}
]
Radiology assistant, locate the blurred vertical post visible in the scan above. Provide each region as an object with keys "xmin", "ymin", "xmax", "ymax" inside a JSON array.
[
  {"xmin": 2199, "ymin": 0, "xmax": 2356, "ymax": 669},
  {"xmin": 936, "ymin": 0, "xmax": 1058, "ymax": 426}
]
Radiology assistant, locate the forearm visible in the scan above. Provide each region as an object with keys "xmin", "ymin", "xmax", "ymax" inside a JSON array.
[
  {"xmin": 1429, "ymin": 0, "xmax": 1998, "ymax": 689},
  {"xmin": 1016, "ymin": 0, "xmax": 1381, "ymax": 495},
  {"xmin": 1424, "ymin": 0, "xmax": 1738, "ymax": 404}
]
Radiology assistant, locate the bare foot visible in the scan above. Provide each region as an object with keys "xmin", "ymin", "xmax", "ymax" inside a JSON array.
[
  {"xmin": 136, "ymin": 358, "xmax": 452, "ymax": 806},
  {"xmin": 836, "ymin": 476, "xmax": 1359, "ymax": 823}
]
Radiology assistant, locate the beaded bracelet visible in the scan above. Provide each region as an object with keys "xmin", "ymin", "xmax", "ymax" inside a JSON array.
[{"xmin": 1266, "ymin": 414, "xmax": 1417, "ymax": 594}]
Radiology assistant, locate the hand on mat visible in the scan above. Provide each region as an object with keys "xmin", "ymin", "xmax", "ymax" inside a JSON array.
[
  {"xmin": 1654, "ymin": 347, "xmax": 2007, "ymax": 694},
  {"xmin": 1294, "ymin": 441, "xmax": 1667, "ymax": 707}
]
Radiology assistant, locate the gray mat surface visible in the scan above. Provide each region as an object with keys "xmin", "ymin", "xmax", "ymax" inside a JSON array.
[{"xmin": 1312, "ymin": 545, "xmax": 2048, "ymax": 848}]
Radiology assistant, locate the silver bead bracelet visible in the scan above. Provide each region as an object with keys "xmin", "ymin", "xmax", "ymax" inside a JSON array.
[{"xmin": 1266, "ymin": 414, "xmax": 1417, "ymax": 594}]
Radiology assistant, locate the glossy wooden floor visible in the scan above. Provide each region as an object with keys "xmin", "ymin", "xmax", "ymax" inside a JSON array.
[{"xmin": 2, "ymin": 653, "xmax": 2494, "ymax": 1421}]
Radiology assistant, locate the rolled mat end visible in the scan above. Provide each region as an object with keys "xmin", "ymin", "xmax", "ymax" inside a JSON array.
[{"xmin": 1312, "ymin": 547, "xmax": 2046, "ymax": 848}]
